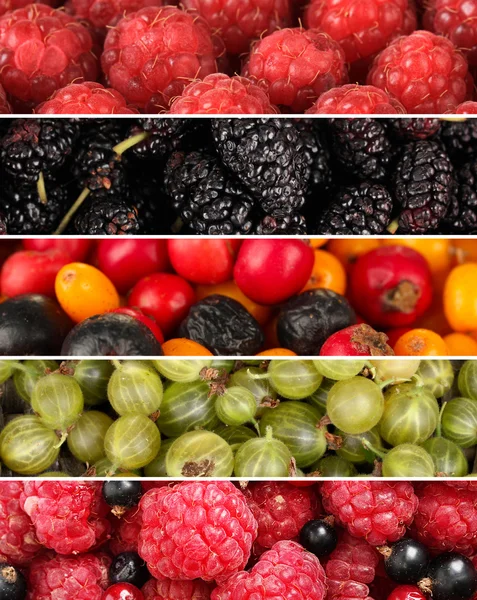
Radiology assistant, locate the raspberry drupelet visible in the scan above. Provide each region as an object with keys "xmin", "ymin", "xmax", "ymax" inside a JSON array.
[
  {"xmin": 306, "ymin": 84, "xmax": 406, "ymax": 114},
  {"xmin": 70, "ymin": 0, "xmax": 162, "ymax": 29},
  {"xmin": 142, "ymin": 577, "xmax": 212, "ymax": 599},
  {"xmin": 36, "ymin": 82, "xmax": 138, "ymax": 113}
]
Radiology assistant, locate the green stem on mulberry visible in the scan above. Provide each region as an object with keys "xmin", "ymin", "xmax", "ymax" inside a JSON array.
[
  {"xmin": 387, "ymin": 219, "xmax": 399, "ymax": 234},
  {"xmin": 37, "ymin": 172, "xmax": 47, "ymax": 205},
  {"xmin": 54, "ymin": 187, "xmax": 91, "ymax": 234}
]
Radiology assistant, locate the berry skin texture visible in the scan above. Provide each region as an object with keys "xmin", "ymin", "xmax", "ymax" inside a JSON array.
[
  {"xmin": 244, "ymin": 482, "xmax": 322, "ymax": 555},
  {"xmin": 103, "ymin": 583, "xmax": 144, "ymax": 600},
  {"xmin": 305, "ymin": 0, "xmax": 416, "ymax": 64},
  {"xmin": 412, "ymin": 482, "xmax": 477, "ymax": 556},
  {"xmin": 181, "ymin": 0, "xmax": 291, "ymax": 55},
  {"xmin": 211, "ymin": 540, "xmax": 327, "ymax": 600},
  {"xmin": 367, "ymin": 30, "xmax": 471, "ymax": 113},
  {"xmin": 36, "ymin": 82, "xmax": 137, "ymax": 114},
  {"xmin": 307, "ymin": 84, "xmax": 406, "ymax": 114},
  {"xmin": 388, "ymin": 585, "xmax": 427, "ymax": 600},
  {"xmin": 142, "ymin": 578, "xmax": 212, "ymax": 600},
  {"xmin": 101, "ymin": 6, "xmax": 224, "ymax": 112},
  {"xmin": 138, "ymin": 481, "xmax": 257, "ymax": 582},
  {"xmin": 455, "ymin": 101, "xmax": 477, "ymax": 113},
  {"xmin": 169, "ymin": 74, "xmax": 277, "ymax": 114},
  {"xmin": 319, "ymin": 323, "xmax": 395, "ymax": 356},
  {"xmin": 444, "ymin": 264, "xmax": 477, "ymax": 332},
  {"xmin": 71, "ymin": 0, "xmax": 162, "ymax": 28},
  {"xmin": 0, "ymin": 4, "xmax": 98, "ymax": 110},
  {"xmin": 244, "ymin": 28, "xmax": 348, "ymax": 112},
  {"xmin": 321, "ymin": 481, "xmax": 418, "ymax": 546},
  {"xmin": 109, "ymin": 508, "xmax": 143, "ymax": 556},
  {"xmin": 0, "ymin": 83, "xmax": 11, "ymax": 113}
]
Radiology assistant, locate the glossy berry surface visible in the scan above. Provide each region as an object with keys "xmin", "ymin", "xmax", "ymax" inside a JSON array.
[
  {"xmin": 0, "ymin": 564, "xmax": 27, "ymax": 600},
  {"xmin": 102, "ymin": 583, "xmax": 144, "ymax": 600},
  {"xmin": 383, "ymin": 539, "xmax": 430, "ymax": 584},
  {"xmin": 109, "ymin": 552, "xmax": 148, "ymax": 588},
  {"xmin": 102, "ymin": 481, "xmax": 142, "ymax": 509},
  {"xmin": 299, "ymin": 519, "xmax": 338, "ymax": 557},
  {"xmin": 426, "ymin": 552, "xmax": 477, "ymax": 600}
]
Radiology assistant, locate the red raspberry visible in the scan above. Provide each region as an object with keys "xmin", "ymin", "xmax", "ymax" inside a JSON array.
[
  {"xmin": 455, "ymin": 100, "xmax": 477, "ymax": 113},
  {"xmin": 211, "ymin": 540, "xmax": 327, "ymax": 600},
  {"xmin": 169, "ymin": 73, "xmax": 277, "ymax": 114},
  {"xmin": 36, "ymin": 81, "xmax": 138, "ymax": 113},
  {"xmin": 27, "ymin": 553, "xmax": 111, "ymax": 600},
  {"xmin": 0, "ymin": 482, "xmax": 42, "ymax": 566},
  {"xmin": 412, "ymin": 482, "xmax": 477, "ymax": 556},
  {"xmin": 138, "ymin": 481, "xmax": 257, "ymax": 582},
  {"xmin": 0, "ymin": 0, "xmax": 53, "ymax": 17},
  {"xmin": 109, "ymin": 507, "xmax": 142, "ymax": 555},
  {"xmin": 101, "ymin": 6, "xmax": 224, "ymax": 112},
  {"xmin": 142, "ymin": 577, "xmax": 212, "ymax": 599},
  {"xmin": 0, "ymin": 82, "xmax": 10, "ymax": 113},
  {"xmin": 70, "ymin": 0, "xmax": 162, "ymax": 28},
  {"xmin": 367, "ymin": 30, "xmax": 471, "ymax": 113},
  {"xmin": 321, "ymin": 481, "xmax": 418, "ymax": 546},
  {"xmin": 0, "ymin": 4, "xmax": 98, "ymax": 110},
  {"xmin": 305, "ymin": 0, "xmax": 416, "ymax": 65},
  {"xmin": 244, "ymin": 481, "xmax": 322, "ymax": 556},
  {"xmin": 244, "ymin": 27, "xmax": 348, "ymax": 112},
  {"xmin": 326, "ymin": 531, "xmax": 380, "ymax": 600},
  {"xmin": 306, "ymin": 84, "xmax": 406, "ymax": 114},
  {"xmin": 20, "ymin": 481, "xmax": 111, "ymax": 555},
  {"xmin": 181, "ymin": 0, "xmax": 292, "ymax": 55}
]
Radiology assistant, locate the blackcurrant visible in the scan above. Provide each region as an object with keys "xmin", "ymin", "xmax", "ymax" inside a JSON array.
[
  {"xmin": 0, "ymin": 564, "xmax": 27, "ymax": 600},
  {"xmin": 383, "ymin": 539, "xmax": 430, "ymax": 584},
  {"xmin": 109, "ymin": 552, "xmax": 149, "ymax": 588},
  {"xmin": 424, "ymin": 553, "xmax": 477, "ymax": 600},
  {"xmin": 102, "ymin": 481, "xmax": 143, "ymax": 509},
  {"xmin": 298, "ymin": 519, "xmax": 337, "ymax": 557}
]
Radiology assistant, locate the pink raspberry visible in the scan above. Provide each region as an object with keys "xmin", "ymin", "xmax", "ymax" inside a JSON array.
[
  {"xmin": 169, "ymin": 74, "xmax": 277, "ymax": 114},
  {"xmin": 142, "ymin": 577, "xmax": 212, "ymax": 599},
  {"xmin": 412, "ymin": 482, "xmax": 477, "ymax": 556},
  {"xmin": 27, "ymin": 553, "xmax": 111, "ymax": 600},
  {"xmin": 36, "ymin": 81, "xmax": 138, "ymax": 113},
  {"xmin": 211, "ymin": 540, "xmax": 327, "ymax": 600},
  {"xmin": 0, "ymin": 82, "xmax": 11, "ymax": 113},
  {"xmin": 138, "ymin": 481, "xmax": 257, "ymax": 582},
  {"xmin": 321, "ymin": 481, "xmax": 418, "ymax": 546},
  {"xmin": 109, "ymin": 507, "xmax": 142, "ymax": 555},
  {"xmin": 101, "ymin": 6, "xmax": 224, "ymax": 112},
  {"xmin": 0, "ymin": 4, "xmax": 98, "ymax": 110},
  {"xmin": 244, "ymin": 481, "xmax": 322, "ymax": 556},
  {"xmin": 305, "ymin": 0, "xmax": 416, "ymax": 64},
  {"xmin": 70, "ymin": 0, "xmax": 162, "ymax": 28},
  {"xmin": 181, "ymin": 0, "xmax": 292, "ymax": 55},
  {"xmin": 306, "ymin": 84, "xmax": 406, "ymax": 113},
  {"xmin": 244, "ymin": 27, "xmax": 348, "ymax": 112},
  {"xmin": 367, "ymin": 30, "xmax": 471, "ymax": 113},
  {"xmin": 0, "ymin": 482, "xmax": 42, "ymax": 566},
  {"xmin": 326, "ymin": 531, "xmax": 379, "ymax": 600},
  {"xmin": 20, "ymin": 481, "xmax": 111, "ymax": 555},
  {"xmin": 455, "ymin": 101, "xmax": 477, "ymax": 113}
]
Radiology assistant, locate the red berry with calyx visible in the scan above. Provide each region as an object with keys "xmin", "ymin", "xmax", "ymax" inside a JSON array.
[
  {"xmin": 350, "ymin": 246, "xmax": 433, "ymax": 328},
  {"xmin": 0, "ymin": 82, "xmax": 11, "ymax": 113},
  {"xmin": 36, "ymin": 82, "xmax": 138, "ymax": 114},
  {"xmin": 307, "ymin": 84, "xmax": 406, "ymax": 114},
  {"xmin": 109, "ymin": 507, "xmax": 142, "ymax": 556},
  {"xmin": 22, "ymin": 239, "xmax": 92, "ymax": 261},
  {"xmin": 142, "ymin": 578, "xmax": 212, "ymax": 600},
  {"xmin": 367, "ymin": 30, "xmax": 471, "ymax": 113},
  {"xmin": 103, "ymin": 583, "xmax": 144, "ymax": 600},
  {"xmin": 0, "ymin": 4, "xmax": 98, "ymax": 111},
  {"xmin": 234, "ymin": 239, "xmax": 314, "ymax": 305},
  {"xmin": 1, "ymin": 249, "xmax": 71, "ymax": 298},
  {"xmin": 455, "ymin": 100, "xmax": 477, "ymax": 113},
  {"xmin": 169, "ymin": 74, "xmax": 277, "ymax": 114},
  {"xmin": 71, "ymin": 0, "xmax": 162, "ymax": 28},
  {"xmin": 388, "ymin": 585, "xmax": 428, "ymax": 600},
  {"xmin": 128, "ymin": 273, "xmax": 195, "ymax": 337},
  {"xmin": 109, "ymin": 308, "xmax": 164, "ymax": 344},
  {"xmin": 244, "ymin": 27, "xmax": 347, "ymax": 112},
  {"xmin": 101, "ymin": 6, "xmax": 224, "ymax": 112},
  {"xmin": 97, "ymin": 239, "xmax": 169, "ymax": 294},
  {"xmin": 167, "ymin": 239, "xmax": 240, "ymax": 285},
  {"xmin": 319, "ymin": 324, "xmax": 395, "ymax": 356}
]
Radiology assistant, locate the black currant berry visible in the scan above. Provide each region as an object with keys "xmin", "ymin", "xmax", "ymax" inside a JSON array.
[
  {"xmin": 423, "ymin": 553, "xmax": 477, "ymax": 600},
  {"xmin": 299, "ymin": 519, "xmax": 338, "ymax": 557},
  {"xmin": 109, "ymin": 552, "xmax": 149, "ymax": 588},
  {"xmin": 382, "ymin": 539, "xmax": 430, "ymax": 584},
  {"xmin": 0, "ymin": 563, "xmax": 27, "ymax": 600},
  {"xmin": 102, "ymin": 481, "xmax": 142, "ymax": 511}
]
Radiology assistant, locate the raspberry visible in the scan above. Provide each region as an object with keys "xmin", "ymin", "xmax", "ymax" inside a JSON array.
[
  {"xmin": 0, "ymin": 0, "xmax": 53, "ymax": 16},
  {"xmin": 305, "ymin": 0, "xmax": 416, "ymax": 64},
  {"xmin": 0, "ymin": 4, "xmax": 98, "ymax": 110},
  {"xmin": 211, "ymin": 540, "xmax": 327, "ymax": 600},
  {"xmin": 181, "ymin": 0, "xmax": 292, "ymax": 55},
  {"xmin": 0, "ymin": 482, "xmax": 42, "ymax": 566},
  {"xmin": 244, "ymin": 481, "xmax": 322, "ymax": 556},
  {"xmin": 306, "ymin": 84, "xmax": 406, "ymax": 114},
  {"xmin": 138, "ymin": 481, "xmax": 257, "ymax": 582},
  {"xmin": 27, "ymin": 553, "xmax": 111, "ymax": 600},
  {"xmin": 0, "ymin": 83, "xmax": 11, "ymax": 113},
  {"xmin": 109, "ymin": 507, "xmax": 142, "ymax": 555},
  {"xmin": 244, "ymin": 27, "xmax": 348, "ymax": 112},
  {"xmin": 367, "ymin": 30, "xmax": 471, "ymax": 113},
  {"xmin": 412, "ymin": 482, "xmax": 477, "ymax": 556},
  {"xmin": 101, "ymin": 6, "xmax": 224, "ymax": 112},
  {"xmin": 326, "ymin": 532, "xmax": 380, "ymax": 600},
  {"xmin": 36, "ymin": 82, "xmax": 138, "ymax": 114},
  {"xmin": 70, "ymin": 0, "xmax": 162, "ymax": 28},
  {"xmin": 20, "ymin": 481, "xmax": 111, "ymax": 555},
  {"xmin": 169, "ymin": 74, "xmax": 277, "ymax": 114},
  {"xmin": 142, "ymin": 577, "xmax": 212, "ymax": 599},
  {"xmin": 455, "ymin": 101, "xmax": 477, "ymax": 113},
  {"xmin": 321, "ymin": 481, "xmax": 418, "ymax": 546}
]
